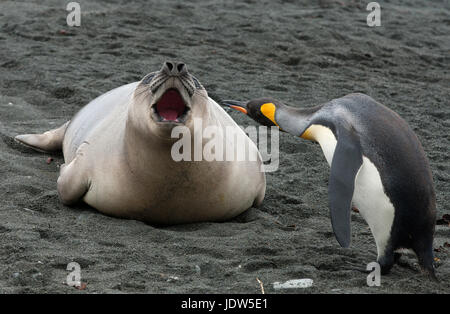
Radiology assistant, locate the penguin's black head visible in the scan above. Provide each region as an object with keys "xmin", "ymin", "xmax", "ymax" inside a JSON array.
[{"xmin": 221, "ymin": 98, "xmax": 279, "ymax": 127}]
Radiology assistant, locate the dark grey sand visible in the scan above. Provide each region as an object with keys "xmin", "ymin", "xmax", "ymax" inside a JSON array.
[{"xmin": 0, "ymin": 0, "xmax": 449, "ymax": 293}]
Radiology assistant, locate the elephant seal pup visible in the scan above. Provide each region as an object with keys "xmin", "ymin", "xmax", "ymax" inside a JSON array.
[{"xmin": 15, "ymin": 61, "xmax": 266, "ymax": 224}]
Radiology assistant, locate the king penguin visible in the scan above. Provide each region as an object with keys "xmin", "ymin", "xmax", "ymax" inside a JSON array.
[{"xmin": 222, "ymin": 93, "xmax": 437, "ymax": 278}]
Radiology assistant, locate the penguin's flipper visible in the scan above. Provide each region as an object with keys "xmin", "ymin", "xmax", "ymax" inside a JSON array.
[{"xmin": 328, "ymin": 123, "xmax": 363, "ymax": 248}]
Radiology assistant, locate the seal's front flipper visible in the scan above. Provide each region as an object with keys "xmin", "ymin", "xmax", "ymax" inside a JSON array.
[
  {"xmin": 328, "ymin": 123, "xmax": 363, "ymax": 248},
  {"xmin": 15, "ymin": 121, "xmax": 69, "ymax": 153},
  {"xmin": 57, "ymin": 142, "xmax": 90, "ymax": 205}
]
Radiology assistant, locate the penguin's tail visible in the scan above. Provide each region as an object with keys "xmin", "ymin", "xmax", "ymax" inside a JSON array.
[
  {"xmin": 422, "ymin": 262, "xmax": 438, "ymax": 282},
  {"xmin": 414, "ymin": 238, "xmax": 439, "ymax": 282},
  {"xmin": 427, "ymin": 267, "xmax": 438, "ymax": 282},
  {"xmin": 422, "ymin": 257, "xmax": 438, "ymax": 282}
]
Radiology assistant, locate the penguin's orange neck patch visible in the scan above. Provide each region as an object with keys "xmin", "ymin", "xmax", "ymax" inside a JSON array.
[
  {"xmin": 260, "ymin": 103, "xmax": 278, "ymax": 126},
  {"xmin": 301, "ymin": 127, "xmax": 315, "ymax": 141},
  {"xmin": 301, "ymin": 124, "xmax": 335, "ymax": 143}
]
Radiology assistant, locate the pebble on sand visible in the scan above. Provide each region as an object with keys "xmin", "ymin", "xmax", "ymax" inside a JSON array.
[{"xmin": 273, "ymin": 279, "xmax": 313, "ymax": 290}]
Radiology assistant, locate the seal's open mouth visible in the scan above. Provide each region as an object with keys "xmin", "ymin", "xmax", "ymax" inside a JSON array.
[{"xmin": 152, "ymin": 89, "xmax": 190, "ymax": 123}]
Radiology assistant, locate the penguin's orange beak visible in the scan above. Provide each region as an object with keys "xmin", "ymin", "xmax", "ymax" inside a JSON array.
[{"xmin": 220, "ymin": 100, "xmax": 248, "ymax": 115}]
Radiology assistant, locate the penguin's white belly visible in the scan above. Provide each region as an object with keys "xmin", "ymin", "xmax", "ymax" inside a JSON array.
[
  {"xmin": 309, "ymin": 124, "xmax": 395, "ymax": 257},
  {"xmin": 352, "ymin": 157, "xmax": 395, "ymax": 257}
]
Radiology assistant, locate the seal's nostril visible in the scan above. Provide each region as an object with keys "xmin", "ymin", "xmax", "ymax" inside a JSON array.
[
  {"xmin": 162, "ymin": 61, "xmax": 187, "ymax": 77},
  {"xmin": 165, "ymin": 61, "xmax": 174, "ymax": 72},
  {"xmin": 177, "ymin": 63, "xmax": 185, "ymax": 73}
]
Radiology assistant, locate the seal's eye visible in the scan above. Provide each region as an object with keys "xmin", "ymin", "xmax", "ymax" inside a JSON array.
[{"xmin": 142, "ymin": 73, "xmax": 156, "ymax": 84}]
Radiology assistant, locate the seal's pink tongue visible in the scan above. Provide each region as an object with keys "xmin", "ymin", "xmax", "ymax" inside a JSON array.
[
  {"xmin": 160, "ymin": 109, "xmax": 179, "ymax": 121},
  {"xmin": 156, "ymin": 89, "xmax": 186, "ymax": 121}
]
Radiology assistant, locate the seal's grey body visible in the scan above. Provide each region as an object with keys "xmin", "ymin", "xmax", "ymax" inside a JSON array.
[{"xmin": 16, "ymin": 62, "xmax": 266, "ymax": 224}]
